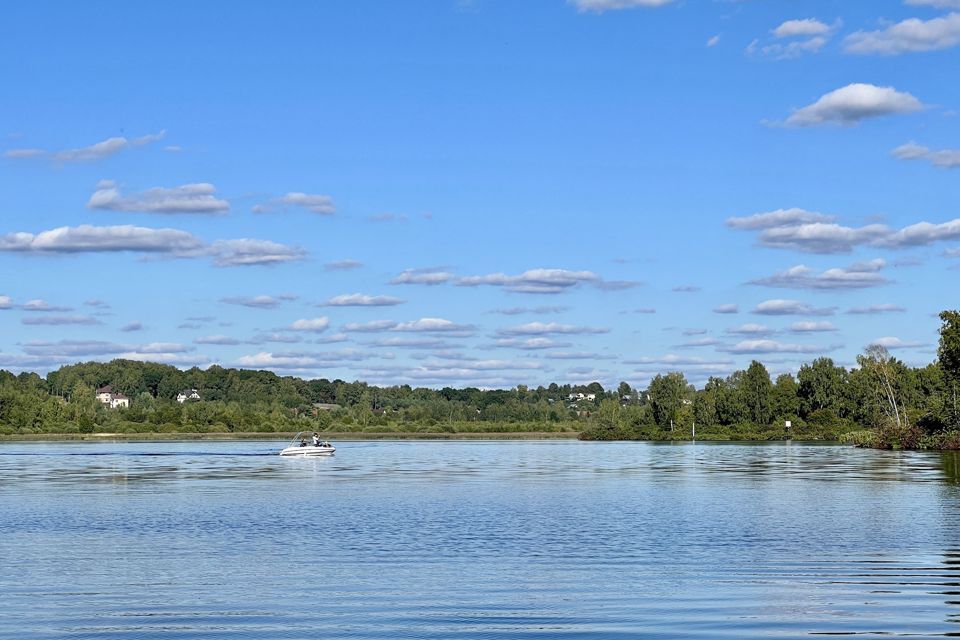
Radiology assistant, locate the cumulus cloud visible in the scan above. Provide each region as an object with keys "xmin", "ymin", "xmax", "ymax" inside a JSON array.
[
  {"xmin": 253, "ymin": 192, "xmax": 335, "ymax": 215},
  {"xmin": 120, "ymin": 321, "xmax": 143, "ymax": 332},
  {"xmin": 720, "ymin": 339, "xmax": 837, "ymax": 354},
  {"xmin": 546, "ymin": 351, "xmax": 615, "ymax": 360},
  {"xmin": 390, "ymin": 268, "xmax": 454, "ymax": 286},
  {"xmin": 569, "ymin": 0, "xmax": 674, "ymax": 12},
  {"xmin": 220, "ymin": 294, "xmax": 298, "ymax": 309},
  {"xmin": 749, "ymin": 259, "xmax": 890, "ymax": 290},
  {"xmin": 324, "ymin": 259, "xmax": 363, "ymax": 271},
  {"xmin": 726, "ymin": 323, "xmax": 775, "ymax": 336},
  {"xmin": 0, "ymin": 224, "xmax": 203, "ymax": 255},
  {"xmin": 892, "ymin": 141, "xmax": 960, "ymax": 169},
  {"xmin": 208, "ymin": 239, "xmax": 306, "ymax": 267},
  {"xmin": 393, "ymin": 318, "xmax": 476, "ymax": 336},
  {"xmin": 497, "ymin": 322, "xmax": 609, "ymax": 336},
  {"xmin": 674, "ymin": 337, "xmax": 721, "ymax": 348},
  {"xmin": 289, "ymin": 317, "xmax": 330, "ymax": 333},
  {"xmin": 490, "ymin": 306, "xmax": 568, "ymax": 315},
  {"xmin": 0, "ymin": 295, "xmax": 13, "ymax": 310},
  {"xmin": 4, "ymin": 131, "xmax": 165, "ymax": 163},
  {"xmin": 847, "ymin": 303, "xmax": 906, "ymax": 315},
  {"xmin": 342, "ymin": 320, "xmax": 400, "ymax": 333},
  {"xmin": 457, "ymin": 268, "xmax": 602, "ymax": 294},
  {"xmin": 87, "ymin": 181, "xmax": 229, "ymax": 214},
  {"xmin": 726, "ymin": 208, "xmax": 836, "ymax": 230},
  {"xmin": 878, "ymin": 219, "xmax": 960, "ymax": 248},
  {"xmin": 729, "ymin": 208, "xmax": 960, "ymax": 253},
  {"xmin": 783, "ymin": 83, "xmax": 923, "ymax": 127},
  {"xmin": 194, "ymin": 335, "xmax": 243, "ymax": 345},
  {"xmin": 491, "ymin": 337, "xmax": 573, "ymax": 350},
  {"xmin": 844, "ymin": 13, "xmax": 960, "ymax": 55},
  {"xmin": 21, "ymin": 315, "xmax": 101, "ymax": 326},
  {"xmin": 323, "ymin": 293, "xmax": 405, "ymax": 307},
  {"xmin": 366, "ymin": 337, "xmax": 453, "ymax": 349},
  {"xmin": 869, "ymin": 336, "xmax": 927, "ymax": 349},
  {"xmin": 790, "ymin": 321, "xmax": 837, "ymax": 332},
  {"xmin": 773, "ymin": 18, "xmax": 834, "ymax": 38},
  {"xmin": 752, "ymin": 299, "xmax": 836, "ymax": 316},
  {"xmin": 713, "ymin": 303, "xmax": 739, "ymax": 314},
  {"xmin": 21, "ymin": 299, "xmax": 72, "ymax": 312},
  {"xmin": 236, "ymin": 349, "xmax": 370, "ymax": 370}
]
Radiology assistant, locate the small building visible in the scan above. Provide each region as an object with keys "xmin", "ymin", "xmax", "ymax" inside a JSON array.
[
  {"xmin": 313, "ymin": 403, "xmax": 342, "ymax": 412},
  {"xmin": 95, "ymin": 385, "xmax": 129, "ymax": 409},
  {"xmin": 176, "ymin": 389, "xmax": 201, "ymax": 403}
]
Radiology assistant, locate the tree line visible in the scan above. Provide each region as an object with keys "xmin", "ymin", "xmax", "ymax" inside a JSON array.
[{"xmin": 1, "ymin": 311, "xmax": 958, "ymax": 447}]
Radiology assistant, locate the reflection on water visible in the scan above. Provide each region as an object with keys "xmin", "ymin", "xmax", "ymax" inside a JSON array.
[{"xmin": 2, "ymin": 440, "xmax": 960, "ymax": 639}]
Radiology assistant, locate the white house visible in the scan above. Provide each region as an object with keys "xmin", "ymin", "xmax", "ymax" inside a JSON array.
[
  {"xmin": 177, "ymin": 389, "xmax": 201, "ymax": 403},
  {"xmin": 95, "ymin": 385, "xmax": 129, "ymax": 409}
]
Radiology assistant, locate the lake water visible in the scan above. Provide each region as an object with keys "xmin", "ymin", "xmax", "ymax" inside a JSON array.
[{"xmin": 2, "ymin": 440, "xmax": 960, "ymax": 639}]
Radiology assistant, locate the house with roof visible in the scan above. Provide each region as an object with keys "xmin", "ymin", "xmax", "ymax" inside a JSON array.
[
  {"xmin": 95, "ymin": 385, "xmax": 130, "ymax": 409},
  {"xmin": 176, "ymin": 389, "xmax": 201, "ymax": 403}
]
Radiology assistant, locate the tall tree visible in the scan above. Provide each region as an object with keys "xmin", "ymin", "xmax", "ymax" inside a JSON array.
[
  {"xmin": 648, "ymin": 372, "xmax": 687, "ymax": 430},
  {"xmin": 741, "ymin": 360, "xmax": 773, "ymax": 426},
  {"xmin": 856, "ymin": 344, "xmax": 904, "ymax": 428},
  {"xmin": 940, "ymin": 310, "xmax": 960, "ymax": 428}
]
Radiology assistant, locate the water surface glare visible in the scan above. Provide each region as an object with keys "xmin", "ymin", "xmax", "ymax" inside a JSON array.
[{"xmin": 3, "ymin": 440, "xmax": 960, "ymax": 639}]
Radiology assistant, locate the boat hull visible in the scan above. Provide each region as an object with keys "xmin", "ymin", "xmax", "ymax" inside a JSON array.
[{"xmin": 280, "ymin": 445, "xmax": 335, "ymax": 457}]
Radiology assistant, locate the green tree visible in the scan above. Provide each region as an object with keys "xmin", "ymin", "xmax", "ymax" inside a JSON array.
[
  {"xmin": 940, "ymin": 310, "xmax": 960, "ymax": 428},
  {"xmin": 741, "ymin": 360, "xmax": 773, "ymax": 426},
  {"xmin": 648, "ymin": 372, "xmax": 687, "ymax": 430}
]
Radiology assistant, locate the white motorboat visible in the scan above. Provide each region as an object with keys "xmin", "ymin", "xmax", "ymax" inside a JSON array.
[{"xmin": 280, "ymin": 432, "xmax": 336, "ymax": 457}]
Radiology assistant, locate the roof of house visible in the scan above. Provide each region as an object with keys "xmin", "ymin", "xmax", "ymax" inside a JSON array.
[{"xmin": 96, "ymin": 385, "xmax": 113, "ymax": 394}]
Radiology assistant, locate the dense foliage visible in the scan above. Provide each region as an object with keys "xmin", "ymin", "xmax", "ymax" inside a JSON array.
[{"xmin": 1, "ymin": 310, "xmax": 958, "ymax": 447}]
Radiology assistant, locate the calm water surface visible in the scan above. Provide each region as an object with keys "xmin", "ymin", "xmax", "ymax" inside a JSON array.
[{"xmin": 2, "ymin": 440, "xmax": 960, "ymax": 639}]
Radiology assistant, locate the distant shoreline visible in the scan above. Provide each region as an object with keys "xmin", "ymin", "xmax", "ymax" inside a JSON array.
[{"xmin": 0, "ymin": 431, "xmax": 581, "ymax": 442}]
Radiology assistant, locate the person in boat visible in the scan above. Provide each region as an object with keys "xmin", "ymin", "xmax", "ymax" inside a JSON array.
[
  {"xmin": 300, "ymin": 437, "xmax": 307, "ymax": 447},
  {"xmin": 312, "ymin": 432, "xmax": 321, "ymax": 447}
]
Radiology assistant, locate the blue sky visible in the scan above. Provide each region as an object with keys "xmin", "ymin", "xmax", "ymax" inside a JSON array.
[{"xmin": 2, "ymin": 0, "xmax": 959, "ymax": 389}]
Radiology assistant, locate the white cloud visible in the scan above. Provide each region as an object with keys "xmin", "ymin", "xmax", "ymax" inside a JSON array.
[
  {"xmin": 209, "ymin": 239, "xmax": 306, "ymax": 267},
  {"xmin": 393, "ymin": 318, "xmax": 476, "ymax": 336},
  {"xmin": 707, "ymin": 35, "xmax": 721, "ymax": 47},
  {"xmin": 289, "ymin": 317, "xmax": 330, "ymax": 333},
  {"xmin": 720, "ymin": 339, "xmax": 836, "ymax": 354},
  {"xmin": 0, "ymin": 224, "xmax": 203, "ymax": 255},
  {"xmin": 784, "ymin": 83, "xmax": 923, "ymax": 127},
  {"xmin": 390, "ymin": 268, "xmax": 454, "ymax": 285},
  {"xmin": 491, "ymin": 337, "xmax": 573, "ymax": 350},
  {"xmin": 713, "ymin": 303, "xmax": 739, "ymax": 314},
  {"xmin": 253, "ymin": 192, "xmax": 335, "ymax": 215},
  {"xmin": 220, "ymin": 294, "xmax": 298, "ymax": 309},
  {"xmin": 869, "ymin": 336, "xmax": 926, "ymax": 349},
  {"xmin": 324, "ymin": 259, "xmax": 363, "ymax": 271},
  {"xmin": 726, "ymin": 208, "xmax": 836, "ymax": 230},
  {"xmin": 847, "ymin": 303, "xmax": 906, "ymax": 315},
  {"xmin": 844, "ymin": 13, "xmax": 960, "ymax": 55},
  {"xmin": 879, "ymin": 219, "xmax": 960, "ymax": 248},
  {"xmin": 569, "ymin": 0, "xmax": 674, "ymax": 12},
  {"xmin": 87, "ymin": 182, "xmax": 229, "ymax": 214},
  {"xmin": 497, "ymin": 322, "xmax": 609, "ymax": 336},
  {"xmin": 324, "ymin": 293, "xmax": 405, "ymax": 307},
  {"xmin": 120, "ymin": 322, "xmax": 143, "ymax": 332},
  {"xmin": 749, "ymin": 259, "xmax": 889, "ymax": 290},
  {"xmin": 342, "ymin": 320, "xmax": 400, "ymax": 333},
  {"xmin": 457, "ymin": 268, "xmax": 601, "ymax": 294},
  {"xmin": 790, "ymin": 321, "xmax": 837, "ymax": 332},
  {"xmin": 21, "ymin": 315, "xmax": 101, "ymax": 326},
  {"xmin": 752, "ymin": 299, "xmax": 836, "ymax": 316},
  {"xmin": 726, "ymin": 323, "xmax": 775, "ymax": 335},
  {"xmin": 773, "ymin": 19, "xmax": 833, "ymax": 38},
  {"xmin": 4, "ymin": 131, "xmax": 165, "ymax": 163},
  {"xmin": 0, "ymin": 295, "xmax": 13, "ymax": 310},
  {"xmin": 21, "ymin": 299, "xmax": 73, "ymax": 312},
  {"xmin": 753, "ymin": 222, "xmax": 889, "ymax": 254},
  {"xmin": 892, "ymin": 141, "xmax": 960, "ymax": 168},
  {"xmin": 194, "ymin": 335, "xmax": 242, "ymax": 345},
  {"xmin": 491, "ymin": 306, "xmax": 568, "ymax": 315}
]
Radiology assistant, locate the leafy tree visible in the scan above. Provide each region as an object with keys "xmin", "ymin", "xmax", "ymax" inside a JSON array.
[
  {"xmin": 940, "ymin": 310, "xmax": 960, "ymax": 428},
  {"xmin": 648, "ymin": 372, "xmax": 687, "ymax": 430},
  {"xmin": 741, "ymin": 360, "xmax": 773, "ymax": 426}
]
